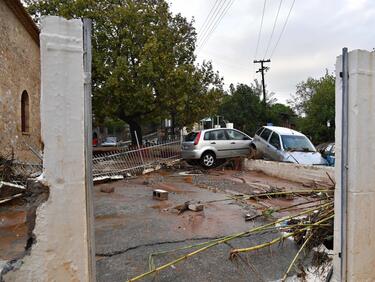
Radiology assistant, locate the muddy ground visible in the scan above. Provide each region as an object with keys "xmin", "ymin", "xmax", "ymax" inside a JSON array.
[{"xmin": 94, "ymin": 166, "xmax": 323, "ymax": 281}]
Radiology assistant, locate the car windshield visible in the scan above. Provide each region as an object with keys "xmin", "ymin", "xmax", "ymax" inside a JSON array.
[
  {"xmin": 281, "ymin": 135, "xmax": 315, "ymax": 152},
  {"xmin": 105, "ymin": 137, "xmax": 116, "ymax": 143}
]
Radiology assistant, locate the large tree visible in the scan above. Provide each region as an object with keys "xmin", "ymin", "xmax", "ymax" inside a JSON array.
[
  {"xmin": 26, "ymin": 0, "xmax": 223, "ymax": 143},
  {"xmin": 218, "ymin": 83, "xmax": 264, "ymax": 135},
  {"xmin": 289, "ymin": 72, "xmax": 335, "ymax": 144},
  {"xmin": 218, "ymin": 82, "xmax": 296, "ymax": 136}
]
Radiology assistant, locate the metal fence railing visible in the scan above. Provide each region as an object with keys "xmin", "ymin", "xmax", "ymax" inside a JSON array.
[
  {"xmin": 92, "ymin": 139, "xmax": 181, "ymax": 178},
  {"xmin": 12, "ymin": 161, "xmax": 43, "ymax": 177}
]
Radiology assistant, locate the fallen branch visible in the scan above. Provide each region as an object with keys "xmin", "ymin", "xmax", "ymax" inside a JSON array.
[
  {"xmin": 246, "ymin": 189, "xmax": 333, "ymax": 200},
  {"xmin": 281, "ymin": 233, "xmax": 313, "ymax": 281},
  {"xmin": 229, "ymin": 215, "xmax": 333, "ymax": 256},
  {"xmin": 127, "ymin": 203, "xmax": 333, "ymax": 282}
]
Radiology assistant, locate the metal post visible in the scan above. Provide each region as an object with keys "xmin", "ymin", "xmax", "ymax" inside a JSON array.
[
  {"xmin": 340, "ymin": 47, "xmax": 349, "ymax": 282},
  {"xmin": 134, "ymin": 131, "xmax": 145, "ymax": 165},
  {"xmin": 83, "ymin": 18, "xmax": 96, "ymax": 282}
]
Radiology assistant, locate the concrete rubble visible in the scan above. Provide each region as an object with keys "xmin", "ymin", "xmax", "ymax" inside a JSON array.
[
  {"xmin": 0, "ymin": 179, "xmax": 49, "ymax": 280},
  {"xmin": 94, "ymin": 160, "xmax": 335, "ymax": 281}
]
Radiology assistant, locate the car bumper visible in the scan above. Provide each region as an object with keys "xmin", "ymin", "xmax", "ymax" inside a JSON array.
[{"xmin": 181, "ymin": 150, "xmax": 201, "ymax": 160}]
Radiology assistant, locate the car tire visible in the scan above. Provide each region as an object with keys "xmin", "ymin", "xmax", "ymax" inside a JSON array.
[
  {"xmin": 200, "ymin": 151, "xmax": 216, "ymax": 168},
  {"xmin": 249, "ymin": 144, "xmax": 261, "ymax": 159}
]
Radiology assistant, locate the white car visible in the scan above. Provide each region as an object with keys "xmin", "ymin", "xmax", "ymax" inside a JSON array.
[
  {"xmin": 101, "ymin": 137, "xmax": 118, "ymax": 147},
  {"xmin": 181, "ymin": 128, "xmax": 253, "ymax": 168},
  {"xmin": 250, "ymin": 126, "xmax": 327, "ymax": 165}
]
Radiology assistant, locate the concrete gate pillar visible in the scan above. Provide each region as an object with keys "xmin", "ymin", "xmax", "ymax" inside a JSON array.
[
  {"xmin": 334, "ymin": 50, "xmax": 375, "ymax": 281},
  {"xmin": 4, "ymin": 16, "xmax": 94, "ymax": 281}
]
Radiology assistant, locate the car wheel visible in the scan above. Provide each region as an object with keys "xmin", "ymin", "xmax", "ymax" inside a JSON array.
[
  {"xmin": 201, "ymin": 152, "xmax": 216, "ymax": 168},
  {"xmin": 249, "ymin": 144, "xmax": 261, "ymax": 159}
]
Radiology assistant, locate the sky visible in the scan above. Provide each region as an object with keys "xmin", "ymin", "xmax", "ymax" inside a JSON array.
[{"xmin": 169, "ymin": 0, "xmax": 375, "ymax": 104}]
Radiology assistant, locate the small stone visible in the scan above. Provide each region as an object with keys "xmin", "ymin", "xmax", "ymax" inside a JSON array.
[
  {"xmin": 188, "ymin": 204, "xmax": 204, "ymax": 212},
  {"xmin": 153, "ymin": 189, "xmax": 168, "ymax": 200}
]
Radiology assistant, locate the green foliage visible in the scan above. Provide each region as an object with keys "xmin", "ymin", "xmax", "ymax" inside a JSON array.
[
  {"xmin": 103, "ymin": 118, "xmax": 126, "ymax": 135},
  {"xmin": 25, "ymin": 0, "xmax": 223, "ymax": 141},
  {"xmin": 218, "ymin": 83, "xmax": 295, "ymax": 136},
  {"xmin": 218, "ymin": 83, "xmax": 263, "ymax": 136},
  {"xmin": 289, "ymin": 72, "xmax": 335, "ymax": 144},
  {"xmin": 267, "ymin": 103, "xmax": 297, "ymax": 128}
]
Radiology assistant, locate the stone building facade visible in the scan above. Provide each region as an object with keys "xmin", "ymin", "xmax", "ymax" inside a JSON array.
[{"xmin": 0, "ymin": 0, "xmax": 41, "ymax": 162}]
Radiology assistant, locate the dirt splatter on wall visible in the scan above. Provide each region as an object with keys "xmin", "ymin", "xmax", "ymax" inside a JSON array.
[{"xmin": 0, "ymin": 0, "xmax": 41, "ymax": 162}]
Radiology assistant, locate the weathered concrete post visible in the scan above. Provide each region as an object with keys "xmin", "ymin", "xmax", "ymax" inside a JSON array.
[
  {"xmin": 334, "ymin": 49, "xmax": 375, "ymax": 281},
  {"xmin": 4, "ymin": 16, "xmax": 94, "ymax": 281}
]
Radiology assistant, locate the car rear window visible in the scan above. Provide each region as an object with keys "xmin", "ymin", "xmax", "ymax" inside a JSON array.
[
  {"xmin": 260, "ymin": 128, "xmax": 272, "ymax": 141},
  {"xmin": 185, "ymin": 132, "xmax": 198, "ymax": 142}
]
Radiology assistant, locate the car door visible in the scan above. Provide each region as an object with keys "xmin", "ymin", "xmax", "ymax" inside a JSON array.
[
  {"xmin": 268, "ymin": 132, "xmax": 283, "ymax": 161},
  {"xmin": 204, "ymin": 130, "xmax": 231, "ymax": 158},
  {"xmin": 225, "ymin": 129, "xmax": 252, "ymax": 157}
]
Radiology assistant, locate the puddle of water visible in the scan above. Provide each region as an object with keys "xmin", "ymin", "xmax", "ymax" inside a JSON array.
[{"xmin": 0, "ymin": 210, "xmax": 28, "ymax": 260}]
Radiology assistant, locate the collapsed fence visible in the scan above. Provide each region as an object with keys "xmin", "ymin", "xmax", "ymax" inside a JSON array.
[
  {"xmin": 92, "ymin": 139, "xmax": 181, "ymax": 178},
  {"xmin": 0, "ymin": 154, "xmax": 42, "ymax": 184}
]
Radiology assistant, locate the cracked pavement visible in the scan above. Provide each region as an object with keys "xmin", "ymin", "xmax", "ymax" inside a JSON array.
[{"xmin": 94, "ymin": 167, "xmax": 306, "ymax": 281}]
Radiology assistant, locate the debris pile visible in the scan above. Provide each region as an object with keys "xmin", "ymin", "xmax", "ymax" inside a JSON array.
[
  {"xmin": 0, "ymin": 154, "xmax": 49, "ymax": 279},
  {"xmin": 0, "ymin": 155, "xmax": 27, "ymax": 185},
  {"xmin": 127, "ymin": 186, "xmax": 334, "ymax": 281},
  {"xmin": 174, "ymin": 201, "xmax": 204, "ymax": 214}
]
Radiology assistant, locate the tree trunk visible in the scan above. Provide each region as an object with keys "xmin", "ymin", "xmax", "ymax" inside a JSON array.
[
  {"xmin": 170, "ymin": 113, "xmax": 176, "ymax": 137},
  {"xmin": 128, "ymin": 120, "xmax": 142, "ymax": 146}
]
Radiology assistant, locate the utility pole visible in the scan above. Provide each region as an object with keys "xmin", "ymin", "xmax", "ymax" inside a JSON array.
[{"xmin": 253, "ymin": 59, "xmax": 271, "ymax": 106}]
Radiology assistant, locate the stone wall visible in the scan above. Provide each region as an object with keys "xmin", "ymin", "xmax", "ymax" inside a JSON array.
[
  {"xmin": 244, "ymin": 159, "xmax": 335, "ymax": 187},
  {"xmin": 0, "ymin": 0, "xmax": 41, "ymax": 162}
]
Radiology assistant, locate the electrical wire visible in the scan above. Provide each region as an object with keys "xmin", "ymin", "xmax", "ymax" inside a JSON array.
[
  {"xmin": 198, "ymin": 0, "xmax": 220, "ymax": 37},
  {"xmin": 254, "ymin": 0, "xmax": 267, "ymax": 60},
  {"xmin": 198, "ymin": 0, "xmax": 227, "ymax": 47},
  {"xmin": 270, "ymin": 0, "xmax": 296, "ymax": 59},
  {"xmin": 263, "ymin": 0, "xmax": 283, "ymax": 59},
  {"xmin": 198, "ymin": 0, "xmax": 235, "ymax": 52}
]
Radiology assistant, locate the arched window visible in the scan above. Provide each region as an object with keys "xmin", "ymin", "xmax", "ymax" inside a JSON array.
[{"xmin": 21, "ymin": 90, "xmax": 30, "ymax": 133}]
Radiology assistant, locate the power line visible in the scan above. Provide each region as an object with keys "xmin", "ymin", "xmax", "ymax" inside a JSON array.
[
  {"xmin": 197, "ymin": 0, "xmax": 230, "ymax": 52},
  {"xmin": 263, "ymin": 0, "xmax": 283, "ymax": 59},
  {"xmin": 270, "ymin": 0, "xmax": 296, "ymax": 59},
  {"xmin": 198, "ymin": 0, "xmax": 225, "ymax": 45},
  {"xmin": 198, "ymin": 0, "xmax": 235, "ymax": 52},
  {"xmin": 254, "ymin": 0, "xmax": 267, "ymax": 60},
  {"xmin": 198, "ymin": 0, "xmax": 227, "ymax": 46},
  {"xmin": 198, "ymin": 0, "xmax": 220, "ymax": 36}
]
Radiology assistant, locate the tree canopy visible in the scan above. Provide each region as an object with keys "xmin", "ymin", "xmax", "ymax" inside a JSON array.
[
  {"xmin": 26, "ymin": 0, "xmax": 223, "ymax": 142},
  {"xmin": 289, "ymin": 72, "xmax": 335, "ymax": 144},
  {"xmin": 218, "ymin": 82, "xmax": 296, "ymax": 136}
]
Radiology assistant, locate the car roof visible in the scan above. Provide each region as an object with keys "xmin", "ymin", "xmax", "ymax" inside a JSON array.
[
  {"xmin": 201, "ymin": 128, "xmax": 230, "ymax": 132},
  {"xmin": 262, "ymin": 126, "xmax": 305, "ymax": 136},
  {"xmin": 200, "ymin": 128, "xmax": 245, "ymax": 133}
]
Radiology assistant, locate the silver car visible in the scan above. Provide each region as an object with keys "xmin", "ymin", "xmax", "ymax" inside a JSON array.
[
  {"xmin": 250, "ymin": 126, "xmax": 327, "ymax": 165},
  {"xmin": 181, "ymin": 128, "xmax": 253, "ymax": 168}
]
